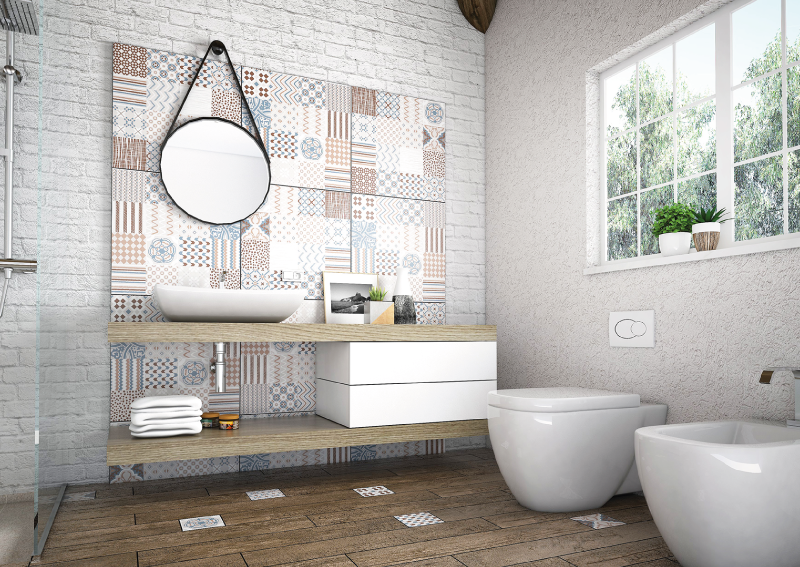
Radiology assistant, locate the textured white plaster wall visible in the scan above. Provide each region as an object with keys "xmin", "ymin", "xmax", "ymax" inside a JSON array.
[
  {"xmin": 0, "ymin": 0, "xmax": 486, "ymax": 495},
  {"xmin": 486, "ymin": 0, "xmax": 800, "ymax": 424}
]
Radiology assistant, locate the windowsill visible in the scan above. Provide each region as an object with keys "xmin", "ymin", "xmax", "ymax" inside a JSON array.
[{"xmin": 584, "ymin": 237, "xmax": 800, "ymax": 275}]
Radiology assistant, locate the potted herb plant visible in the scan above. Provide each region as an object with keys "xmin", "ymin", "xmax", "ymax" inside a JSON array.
[
  {"xmin": 364, "ymin": 286, "xmax": 394, "ymax": 324},
  {"xmin": 691, "ymin": 206, "xmax": 731, "ymax": 252},
  {"xmin": 653, "ymin": 203, "xmax": 695, "ymax": 256}
]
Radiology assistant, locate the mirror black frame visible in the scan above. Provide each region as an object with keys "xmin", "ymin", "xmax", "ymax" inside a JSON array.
[{"xmin": 159, "ymin": 39, "xmax": 271, "ymax": 225}]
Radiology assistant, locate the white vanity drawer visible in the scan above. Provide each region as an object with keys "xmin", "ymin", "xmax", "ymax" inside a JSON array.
[
  {"xmin": 315, "ymin": 341, "xmax": 497, "ymax": 385},
  {"xmin": 315, "ymin": 378, "xmax": 497, "ymax": 428}
]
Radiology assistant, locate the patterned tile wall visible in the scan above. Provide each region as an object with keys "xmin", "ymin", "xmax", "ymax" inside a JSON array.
[
  {"xmin": 109, "ymin": 43, "xmax": 448, "ymax": 478},
  {"xmin": 110, "ymin": 439, "xmax": 444, "ymax": 482}
]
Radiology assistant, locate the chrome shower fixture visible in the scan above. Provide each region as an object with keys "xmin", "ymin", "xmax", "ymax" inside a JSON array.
[
  {"xmin": 0, "ymin": 1, "xmax": 39, "ymax": 317},
  {"xmin": 0, "ymin": 0, "xmax": 38, "ymax": 36}
]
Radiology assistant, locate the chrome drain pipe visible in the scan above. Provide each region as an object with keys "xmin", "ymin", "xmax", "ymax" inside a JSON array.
[{"xmin": 211, "ymin": 342, "xmax": 226, "ymax": 393}]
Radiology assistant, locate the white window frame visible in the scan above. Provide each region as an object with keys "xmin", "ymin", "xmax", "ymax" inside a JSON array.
[{"xmin": 586, "ymin": 0, "xmax": 800, "ymax": 274}]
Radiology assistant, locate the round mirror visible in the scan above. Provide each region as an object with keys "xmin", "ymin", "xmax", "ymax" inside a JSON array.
[{"xmin": 160, "ymin": 117, "xmax": 271, "ymax": 224}]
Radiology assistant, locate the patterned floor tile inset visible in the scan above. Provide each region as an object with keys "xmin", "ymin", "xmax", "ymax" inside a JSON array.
[
  {"xmin": 571, "ymin": 513, "xmax": 626, "ymax": 529},
  {"xmin": 354, "ymin": 485, "xmax": 394, "ymax": 497},
  {"xmin": 179, "ymin": 515, "xmax": 225, "ymax": 531},
  {"xmin": 247, "ymin": 489, "xmax": 286, "ymax": 501},
  {"xmin": 394, "ymin": 512, "xmax": 444, "ymax": 527}
]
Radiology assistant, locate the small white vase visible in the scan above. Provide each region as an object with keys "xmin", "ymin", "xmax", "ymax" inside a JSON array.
[{"xmin": 658, "ymin": 232, "xmax": 691, "ymax": 256}]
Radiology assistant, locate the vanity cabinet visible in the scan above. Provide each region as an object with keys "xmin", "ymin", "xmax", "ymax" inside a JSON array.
[{"xmin": 315, "ymin": 342, "xmax": 497, "ymax": 427}]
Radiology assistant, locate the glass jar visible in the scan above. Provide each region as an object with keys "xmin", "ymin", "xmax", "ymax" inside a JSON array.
[
  {"xmin": 219, "ymin": 414, "xmax": 239, "ymax": 430},
  {"xmin": 201, "ymin": 412, "xmax": 219, "ymax": 429}
]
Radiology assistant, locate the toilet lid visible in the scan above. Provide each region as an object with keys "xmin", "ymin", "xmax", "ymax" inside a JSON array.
[{"xmin": 488, "ymin": 387, "xmax": 640, "ymax": 413}]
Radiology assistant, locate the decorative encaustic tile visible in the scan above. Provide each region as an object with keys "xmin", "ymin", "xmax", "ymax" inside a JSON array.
[
  {"xmin": 354, "ymin": 486, "xmax": 394, "ymax": 497},
  {"xmin": 109, "ymin": 463, "xmax": 144, "ymax": 484},
  {"xmin": 110, "ymin": 390, "xmax": 145, "ymax": 422},
  {"xmin": 208, "ymin": 391, "xmax": 240, "ymax": 413},
  {"xmin": 415, "ymin": 303, "xmax": 445, "ymax": 325},
  {"xmin": 240, "ymin": 449, "xmax": 327, "ymax": 471},
  {"xmin": 247, "ymin": 489, "xmax": 286, "ymax": 501},
  {"xmin": 110, "ymin": 294, "xmax": 165, "ymax": 323},
  {"xmin": 571, "ymin": 514, "xmax": 626, "ymax": 529},
  {"xmin": 350, "ymin": 445, "xmax": 378, "ymax": 461},
  {"xmin": 395, "ymin": 512, "xmax": 444, "ymax": 527},
  {"xmin": 144, "ymin": 457, "xmax": 239, "ymax": 481},
  {"xmin": 180, "ymin": 515, "xmax": 225, "ymax": 531}
]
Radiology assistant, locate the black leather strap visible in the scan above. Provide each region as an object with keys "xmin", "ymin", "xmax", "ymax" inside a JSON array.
[{"xmin": 167, "ymin": 40, "xmax": 269, "ymax": 162}]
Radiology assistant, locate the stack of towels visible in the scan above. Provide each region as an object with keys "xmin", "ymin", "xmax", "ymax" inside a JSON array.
[{"xmin": 129, "ymin": 395, "xmax": 203, "ymax": 438}]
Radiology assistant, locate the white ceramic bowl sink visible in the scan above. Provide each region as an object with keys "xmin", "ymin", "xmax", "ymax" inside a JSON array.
[
  {"xmin": 154, "ymin": 284, "xmax": 306, "ymax": 323},
  {"xmin": 636, "ymin": 420, "xmax": 800, "ymax": 567}
]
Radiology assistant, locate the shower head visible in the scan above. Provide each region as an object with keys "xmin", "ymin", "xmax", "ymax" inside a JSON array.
[{"xmin": 0, "ymin": 0, "xmax": 38, "ymax": 36}]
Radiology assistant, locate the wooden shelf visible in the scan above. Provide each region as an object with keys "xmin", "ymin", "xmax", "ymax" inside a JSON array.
[
  {"xmin": 107, "ymin": 323, "xmax": 497, "ymax": 343},
  {"xmin": 106, "ymin": 415, "xmax": 489, "ymax": 465}
]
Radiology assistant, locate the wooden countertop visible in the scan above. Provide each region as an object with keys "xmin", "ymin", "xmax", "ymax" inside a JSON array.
[
  {"xmin": 107, "ymin": 323, "xmax": 497, "ymax": 343},
  {"xmin": 106, "ymin": 415, "xmax": 490, "ymax": 465}
]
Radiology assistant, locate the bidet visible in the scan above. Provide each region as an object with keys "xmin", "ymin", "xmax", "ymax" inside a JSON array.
[{"xmin": 636, "ymin": 420, "xmax": 800, "ymax": 567}]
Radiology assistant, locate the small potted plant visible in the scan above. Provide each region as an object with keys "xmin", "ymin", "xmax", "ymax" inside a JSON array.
[
  {"xmin": 653, "ymin": 203, "xmax": 695, "ymax": 256},
  {"xmin": 691, "ymin": 206, "xmax": 731, "ymax": 252},
  {"xmin": 364, "ymin": 286, "xmax": 394, "ymax": 324}
]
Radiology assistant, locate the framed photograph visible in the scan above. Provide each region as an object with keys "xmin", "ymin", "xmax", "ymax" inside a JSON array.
[{"xmin": 323, "ymin": 272, "xmax": 378, "ymax": 324}]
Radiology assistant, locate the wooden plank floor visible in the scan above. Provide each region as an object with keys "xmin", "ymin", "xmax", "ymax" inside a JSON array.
[{"xmin": 27, "ymin": 449, "xmax": 681, "ymax": 567}]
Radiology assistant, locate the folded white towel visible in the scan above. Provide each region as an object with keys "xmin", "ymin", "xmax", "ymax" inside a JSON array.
[
  {"xmin": 129, "ymin": 419, "xmax": 201, "ymax": 432},
  {"xmin": 130, "ymin": 415, "xmax": 202, "ymax": 428},
  {"xmin": 130, "ymin": 395, "xmax": 202, "ymax": 411},
  {"xmin": 130, "ymin": 409, "xmax": 203, "ymax": 424},
  {"xmin": 130, "ymin": 423, "xmax": 203, "ymax": 438}
]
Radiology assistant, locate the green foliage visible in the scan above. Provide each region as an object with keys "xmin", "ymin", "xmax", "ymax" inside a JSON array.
[
  {"xmin": 652, "ymin": 203, "xmax": 695, "ymax": 237},
  {"xmin": 607, "ymin": 30, "xmax": 800, "ymax": 254},
  {"xmin": 368, "ymin": 286, "xmax": 387, "ymax": 301},
  {"xmin": 692, "ymin": 206, "xmax": 731, "ymax": 224}
]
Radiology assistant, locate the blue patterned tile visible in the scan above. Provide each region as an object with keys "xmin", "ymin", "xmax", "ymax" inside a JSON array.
[
  {"xmin": 180, "ymin": 515, "xmax": 225, "ymax": 531},
  {"xmin": 350, "ymin": 445, "xmax": 378, "ymax": 461}
]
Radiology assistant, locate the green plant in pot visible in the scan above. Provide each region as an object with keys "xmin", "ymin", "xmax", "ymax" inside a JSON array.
[
  {"xmin": 652, "ymin": 203, "xmax": 695, "ymax": 256},
  {"xmin": 364, "ymin": 286, "xmax": 393, "ymax": 324},
  {"xmin": 691, "ymin": 206, "xmax": 732, "ymax": 252}
]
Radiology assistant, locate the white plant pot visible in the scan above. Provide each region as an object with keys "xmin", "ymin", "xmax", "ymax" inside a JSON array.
[
  {"xmin": 692, "ymin": 221, "xmax": 721, "ymax": 252},
  {"xmin": 658, "ymin": 232, "xmax": 691, "ymax": 256},
  {"xmin": 692, "ymin": 222, "xmax": 721, "ymax": 234}
]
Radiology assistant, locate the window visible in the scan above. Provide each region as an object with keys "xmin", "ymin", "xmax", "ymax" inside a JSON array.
[{"xmin": 601, "ymin": 0, "xmax": 800, "ymax": 262}]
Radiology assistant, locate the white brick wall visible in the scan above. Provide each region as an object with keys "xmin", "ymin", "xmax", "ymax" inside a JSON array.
[{"xmin": 0, "ymin": 0, "xmax": 485, "ymax": 494}]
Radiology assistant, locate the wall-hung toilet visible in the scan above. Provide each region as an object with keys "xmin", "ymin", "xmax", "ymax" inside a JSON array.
[{"xmin": 488, "ymin": 387, "xmax": 667, "ymax": 513}]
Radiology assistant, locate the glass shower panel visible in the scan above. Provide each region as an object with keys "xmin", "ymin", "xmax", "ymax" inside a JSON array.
[{"xmin": 33, "ymin": 0, "xmax": 71, "ymax": 556}]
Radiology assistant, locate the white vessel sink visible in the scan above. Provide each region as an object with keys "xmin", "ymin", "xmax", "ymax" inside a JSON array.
[
  {"xmin": 636, "ymin": 420, "xmax": 800, "ymax": 567},
  {"xmin": 154, "ymin": 285, "xmax": 305, "ymax": 323}
]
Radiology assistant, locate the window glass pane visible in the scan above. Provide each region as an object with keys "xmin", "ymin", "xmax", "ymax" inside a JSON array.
[
  {"xmin": 605, "ymin": 65, "xmax": 636, "ymax": 137},
  {"xmin": 789, "ymin": 65, "xmax": 800, "ymax": 148},
  {"xmin": 678, "ymin": 173, "xmax": 717, "ymax": 212},
  {"xmin": 639, "ymin": 47, "xmax": 673, "ymax": 124},
  {"xmin": 640, "ymin": 185, "xmax": 674, "ymax": 256},
  {"xmin": 640, "ymin": 116, "xmax": 674, "ymax": 189},
  {"xmin": 788, "ymin": 0, "xmax": 800, "ymax": 63},
  {"xmin": 607, "ymin": 195, "xmax": 638, "ymax": 260},
  {"xmin": 678, "ymin": 100, "xmax": 716, "ymax": 178},
  {"xmin": 732, "ymin": 0, "xmax": 781, "ymax": 84},
  {"xmin": 790, "ymin": 149, "xmax": 800, "ymax": 232},
  {"xmin": 733, "ymin": 73, "xmax": 782, "ymax": 162},
  {"xmin": 676, "ymin": 24, "xmax": 715, "ymax": 107},
  {"xmin": 734, "ymin": 154, "xmax": 784, "ymax": 240},
  {"xmin": 607, "ymin": 131, "xmax": 637, "ymax": 198}
]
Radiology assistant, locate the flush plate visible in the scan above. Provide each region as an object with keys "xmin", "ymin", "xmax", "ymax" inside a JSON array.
[{"xmin": 609, "ymin": 310, "xmax": 654, "ymax": 348}]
